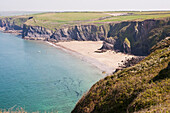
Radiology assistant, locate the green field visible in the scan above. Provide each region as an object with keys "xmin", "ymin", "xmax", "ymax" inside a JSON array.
[
  {"xmin": 25, "ymin": 12, "xmax": 110, "ymax": 30},
  {"xmin": 104, "ymin": 11, "xmax": 170, "ymax": 14},
  {"xmin": 1, "ymin": 11, "xmax": 170, "ymax": 30},
  {"xmin": 92, "ymin": 13, "xmax": 170, "ymax": 23}
]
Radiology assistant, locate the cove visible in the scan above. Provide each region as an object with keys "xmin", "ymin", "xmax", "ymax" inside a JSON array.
[{"xmin": 0, "ymin": 32, "xmax": 103, "ymax": 113}]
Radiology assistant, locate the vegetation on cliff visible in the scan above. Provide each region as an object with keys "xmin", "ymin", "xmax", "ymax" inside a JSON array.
[
  {"xmin": 0, "ymin": 16, "xmax": 29, "ymax": 31},
  {"xmin": 72, "ymin": 37, "xmax": 170, "ymax": 113},
  {"xmin": 0, "ymin": 16, "xmax": 28, "ymax": 26},
  {"xmin": 124, "ymin": 38, "xmax": 131, "ymax": 48},
  {"xmin": 0, "ymin": 12, "xmax": 170, "ymax": 56}
]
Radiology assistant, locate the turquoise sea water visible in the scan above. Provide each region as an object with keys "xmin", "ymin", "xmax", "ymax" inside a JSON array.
[{"xmin": 0, "ymin": 32, "xmax": 103, "ymax": 112}]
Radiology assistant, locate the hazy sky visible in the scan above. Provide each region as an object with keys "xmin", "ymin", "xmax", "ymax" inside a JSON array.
[{"xmin": 0, "ymin": 0, "xmax": 170, "ymax": 11}]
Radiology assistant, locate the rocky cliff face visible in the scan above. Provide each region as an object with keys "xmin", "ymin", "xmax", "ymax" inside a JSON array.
[
  {"xmin": 22, "ymin": 25, "xmax": 53, "ymax": 39},
  {"xmin": 22, "ymin": 24, "xmax": 106, "ymax": 41},
  {"xmin": 0, "ymin": 17, "xmax": 28, "ymax": 31},
  {"xmin": 1, "ymin": 17, "xmax": 170, "ymax": 56},
  {"xmin": 105, "ymin": 19, "xmax": 170, "ymax": 55},
  {"xmin": 22, "ymin": 19, "xmax": 170, "ymax": 55}
]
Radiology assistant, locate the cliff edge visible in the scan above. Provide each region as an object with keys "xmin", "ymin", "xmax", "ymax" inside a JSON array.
[{"xmin": 72, "ymin": 37, "xmax": 170, "ymax": 113}]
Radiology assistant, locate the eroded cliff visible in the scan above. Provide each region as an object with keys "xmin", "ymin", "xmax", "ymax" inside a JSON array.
[
  {"xmin": 0, "ymin": 17, "xmax": 170, "ymax": 56},
  {"xmin": 0, "ymin": 17, "xmax": 28, "ymax": 31}
]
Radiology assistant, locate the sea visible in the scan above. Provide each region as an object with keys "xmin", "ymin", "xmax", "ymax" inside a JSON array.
[{"xmin": 0, "ymin": 12, "xmax": 103, "ymax": 113}]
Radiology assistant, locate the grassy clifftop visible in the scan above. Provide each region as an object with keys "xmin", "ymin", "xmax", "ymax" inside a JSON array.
[
  {"xmin": 1, "ymin": 11, "xmax": 170, "ymax": 30},
  {"xmin": 72, "ymin": 37, "xmax": 170, "ymax": 113},
  {"xmin": 24, "ymin": 12, "xmax": 109, "ymax": 30},
  {"xmin": 25, "ymin": 11, "xmax": 170, "ymax": 30},
  {"xmin": 0, "ymin": 16, "xmax": 29, "ymax": 27}
]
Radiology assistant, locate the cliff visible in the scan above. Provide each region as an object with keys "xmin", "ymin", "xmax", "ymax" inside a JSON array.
[
  {"xmin": 0, "ymin": 13, "xmax": 170, "ymax": 113},
  {"xmin": 21, "ymin": 19, "xmax": 170, "ymax": 56},
  {"xmin": 102, "ymin": 19, "xmax": 170, "ymax": 55},
  {"xmin": 0, "ymin": 16, "xmax": 170, "ymax": 56},
  {"xmin": 0, "ymin": 17, "xmax": 28, "ymax": 32},
  {"xmin": 22, "ymin": 24, "xmax": 106, "ymax": 41},
  {"xmin": 72, "ymin": 37, "xmax": 170, "ymax": 113}
]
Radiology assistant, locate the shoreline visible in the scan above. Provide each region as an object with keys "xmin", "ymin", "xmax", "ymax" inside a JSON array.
[
  {"xmin": 46, "ymin": 41, "xmax": 136, "ymax": 75},
  {"xmin": 0, "ymin": 27, "xmax": 22, "ymax": 35},
  {"xmin": 0, "ymin": 28, "xmax": 135, "ymax": 75},
  {"xmin": 46, "ymin": 41, "xmax": 114, "ymax": 74}
]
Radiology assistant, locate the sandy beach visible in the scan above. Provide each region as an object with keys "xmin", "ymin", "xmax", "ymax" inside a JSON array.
[{"xmin": 47, "ymin": 41, "xmax": 135, "ymax": 74}]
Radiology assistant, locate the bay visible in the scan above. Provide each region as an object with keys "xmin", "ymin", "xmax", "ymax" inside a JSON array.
[{"xmin": 0, "ymin": 32, "xmax": 102, "ymax": 113}]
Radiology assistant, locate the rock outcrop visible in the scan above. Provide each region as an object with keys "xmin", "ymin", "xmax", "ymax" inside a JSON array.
[
  {"xmin": 107, "ymin": 19, "xmax": 170, "ymax": 55},
  {"xmin": 22, "ymin": 24, "xmax": 106, "ymax": 41},
  {"xmin": 22, "ymin": 25, "xmax": 53, "ymax": 40},
  {"xmin": 0, "ymin": 17, "xmax": 28, "ymax": 30},
  {"xmin": 100, "ymin": 41, "xmax": 114, "ymax": 50}
]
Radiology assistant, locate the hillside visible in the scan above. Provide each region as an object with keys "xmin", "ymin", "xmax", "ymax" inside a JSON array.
[{"xmin": 72, "ymin": 37, "xmax": 170, "ymax": 113}]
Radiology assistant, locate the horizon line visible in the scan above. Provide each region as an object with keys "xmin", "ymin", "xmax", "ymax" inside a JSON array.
[{"xmin": 0, "ymin": 9, "xmax": 170, "ymax": 12}]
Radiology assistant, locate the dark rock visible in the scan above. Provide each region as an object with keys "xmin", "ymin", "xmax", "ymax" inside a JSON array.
[
  {"xmin": 95, "ymin": 49, "xmax": 107, "ymax": 53},
  {"xmin": 22, "ymin": 25, "xmax": 53, "ymax": 39},
  {"xmin": 114, "ymin": 68, "xmax": 122, "ymax": 73},
  {"xmin": 28, "ymin": 17, "xmax": 33, "ymax": 19},
  {"xmin": 119, "ymin": 56, "xmax": 145, "ymax": 68},
  {"xmin": 100, "ymin": 41, "xmax": 114, "ymax": 50}
]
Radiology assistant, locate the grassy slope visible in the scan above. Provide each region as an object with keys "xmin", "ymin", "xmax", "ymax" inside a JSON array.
[
  {"xmin": 72, "ymin": 37, "xmax": 170, "ymax": 113},
  {"xmin": 92, "ymin": 14, "xmax": 170, "ymax": 23},
  {"xmin": 25, "ymin": 12, "xmax": 110, "ymax": 30},
  {"xmin": 1, "ymin": 11, "xmax": 170, "ymax": 30},
  {"xmin": 26, "ymin": 11, "xmax": 170, "ymax": 30}
]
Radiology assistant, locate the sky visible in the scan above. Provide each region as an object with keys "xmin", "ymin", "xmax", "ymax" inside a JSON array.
[{"xmin": 0, "ymin": 0, "xmax": 170, "ymax": 11}]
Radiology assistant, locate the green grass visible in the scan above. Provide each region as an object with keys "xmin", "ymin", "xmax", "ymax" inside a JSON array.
[
  {"xmin": 104, "ymin": 11, "xmax": 170, "ymax": 14},
  {"xmin": 25, "ymin": 12, "xmax": 110, "ymax": 30},
  {"xmin": 92, "ymin": 14, "xmax": 170, "ymax": 23},
  {"xmin": 1, "ymin": 11, "xmax": 170, "ymax": 30},
  {"xmin": 24, "ymin": 11, "xmax": 170, "ymax": 30}
]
